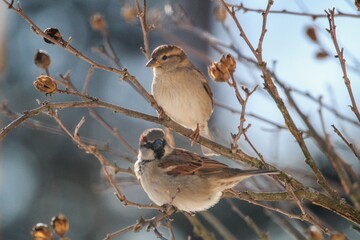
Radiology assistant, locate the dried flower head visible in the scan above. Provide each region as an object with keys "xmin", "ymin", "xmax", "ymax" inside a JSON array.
[
  {"xmin": 208, "ymin": 53, "xmax": 236, "ymax": 83},
  {"xmin": 208, "ymin": 61, "xmax": 230, "ymax": 83},
  {"xmin": 214, "ymin": 4, "xmax": 227, "ymax": 22},
  {"xmin": 43, "ymin": 28, "xmax": 63, "ymax": 44},
  {"xmin": 90, "ymin": 13, "xmax": 107, "ymax": 33},
  {"xmin": 306, "ymin": 26, "xmax": 318, "ymax": 43},
  {"xmin": 315, "ymin": 50, "xmax": 329, "ymax": 59},
  {"xmin": 31, "ymin": 223, "xmax": 53, "ymax": 240},
  {"xmin": 148, "ymin": 9, "xmax": 163, "ymax": 27},
  {"xmin": 34, "ymin": 50, "xmax": 51, "ymax": 70},
  {"xmin": 222, "ymin": 54, "xmax": 236, "ymax": 73},
  {"xmin": 33, "ymin": 75, "xmax": 58, "ymax": 94},
  {"xmin": 51, "ymin": 213, "xmax": 69, "ymax": 237},
  {"xmin": 121, "ymin": 3, "xmax": 137, "ymax": 23},
  {"xmin": 329, "ymin": 232, "xmax": 347, "ymax": 240},
  {"xmin": 307, "ymin": 225, "xmax": 323, "ymax": 240}
]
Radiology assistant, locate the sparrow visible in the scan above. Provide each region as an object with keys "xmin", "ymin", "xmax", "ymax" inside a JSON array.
[
  {"xmin": 134, "ymin": 128, "xmax": 278, "ymax": 213},
  {"xmin": 146, "ymin": 44, "xmax": 216, "ymax": 156}
]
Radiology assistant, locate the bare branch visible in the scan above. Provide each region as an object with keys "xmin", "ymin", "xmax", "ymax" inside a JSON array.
[
  {"xmin": 219, "ymin": 0, "xmax": 339, "ymax": 200},
  {"xmin": 229, "ymin": 3, "xmax": 360, "ymax": 19},
  {"xmin": 332, "ymin": 125, "xmax": 360, "ymax": 161},
  {"xmin": 2, "ymin": 0, "xmax": 162, "ymax": 114},
  {"xmin": 135, "ymin": 0, "xmax": 151, "ymax": 59},
  {"xmin": 326, "ymin": 9, "xmax": 360, "ymax": 122},
  {"xmin": 227, "ymin": 199, "xmax": 269, "ymax": 240},
  {"xmin": 200, "ymin": 211, "xmax": 237, "ymax": 240}
]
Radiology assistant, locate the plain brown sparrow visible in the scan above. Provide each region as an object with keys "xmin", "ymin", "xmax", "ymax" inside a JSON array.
[{"xmin": 146, "ymin": 45, "xmax": 217, "ymax": 156}]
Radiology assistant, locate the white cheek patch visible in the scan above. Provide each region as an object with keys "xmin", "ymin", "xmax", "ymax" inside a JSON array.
[{"xmin": 139, "ymin": 148, "xmax": 155, "ymax": 160}]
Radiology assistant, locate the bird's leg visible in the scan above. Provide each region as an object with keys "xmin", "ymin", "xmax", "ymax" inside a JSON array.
[
  {"xmin": 161, "ymin": 204, "xmax": 177, "ymax": 216},
  {"xmin": 190, "ymin": 123, "xmax": 200, "ymax": 146},
  {"xmin": 151, "ymin": 101, "xmax": 166, "ymax": 120},
  {"xmin": 157, "ymin": 107, "xmax": 166, "ymax": 120},
  {"xmin": 145, "ymin": 205, "xmax": 177, "ymax": 232},
  {"xmin": 169, "ymin": 187, "xmax": 181, "ymax": 205}
]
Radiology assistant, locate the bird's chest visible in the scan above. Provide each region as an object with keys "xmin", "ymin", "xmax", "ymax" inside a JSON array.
[{"xmin": 151, "ymin": 72, "xmax": 211, "ymax": 129}]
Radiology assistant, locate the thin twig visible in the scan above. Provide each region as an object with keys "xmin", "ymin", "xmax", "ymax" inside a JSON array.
[
  {"xmin": 166, "ymin": 220, "xmax": 175, "ymax": 240},
  {"xmin": 49, "ymin": 110, "xmax": 164, "ymax": 212},
  {"xmin": 290, "ymin": 87, "xmax": 359, "ymax": 127},
  {"xmin": 215, "ymin": 101, "xmax": 288, "ymax": 130},
  {"xmin": 273, "ymin": 72, "xmax": 360, "ymax": 209},
  {"xmin": 81, "ymin": 65, "xmax": 95, "ymax": 95},
  {"xmin": 135, "ymin": 0, "xmax": 151, "ymax": 59},
  {"xmin": 105, "ymin": 212, "xmax": 172, "ymax": 240},
  {"xmin": 200, "ymin": 211, "xmax": 237, "ymax": 240},
  {"xmin": 325, "ymin": 9, "xmax": 360, "ymax": 122},
  {"xmin": 284, "ymin": 183, "xmax": 329, "ymax": 233},
  {"xmin": 2, "ymin": 100, "xmax": 360, "ymax": 225},
  {"xmin": 230, "ymin": 82, "xmax": 257, "ymax": 152},
  {"xmin": 266, "ymin": 211, "xmax": 307, "ymax": 240},
  {"xmin": 229, "ymin": 3, "xmax": 360, "ymax": 19},
  {"xmin": 219, "ymin": 0, "xmax": 339, "ymax": 200},
  {"xmin": 2, "ymin": 0, "xmax": 162, "ymax": 114},
  {"xmin": 332, "ymin": 125, "xmax": 360, "ymax": 161},
  {"xmin": 184, "ymin": 215, "xmax": 215, "ymax": 240},
  {"xmin": 226, "ymin": 199, "xmax": 268, "ymax": 240}
]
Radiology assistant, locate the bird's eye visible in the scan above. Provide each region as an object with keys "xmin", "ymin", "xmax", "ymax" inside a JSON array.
[{"xmin": 161, "ymin": 55, "xmax": 168, "ymax": 61}]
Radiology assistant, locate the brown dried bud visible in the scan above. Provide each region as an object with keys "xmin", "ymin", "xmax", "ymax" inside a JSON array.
[
  {"xmin": 34, "ymin": 50, "xmax": 51, "ymax": 70},
  {"xmin": 208, "ymin": 61, "xmax": 230, "ymax": 83},
  {"xmin": 121, "ymin": 4, "xmax": 137, "ymax": 23},
  {"xmin": 148, "ymin": 9, "xmax": 162, "ymax": 27},
  {"xmin": 51, "ymin": 213, "xmax": 69, "ymax": 237},
  {"xmin": 214, "ymin": 4, "xmax": 227, "ymax": 22},
  {"xmin": 43, "ymin": 28, "xmax": 63, "ymax": 44},
  {"xmin": 306, "ymin": 26, "xmax": 318, "ymax": 43},
  {"xmin": 31, "ymin": 223, "xmax": 53, "ymax": 240},
  {"xmin": 315, "ymin": 50, "xmax": 329, "ymax": 59},
  {"xmin": 329, "ymin": 232, "xmax": 347, "ymax": 240},
  {"xmin": 307, "ymin": 225, "xmax": 323, "ymax": 240},
  {"xmin": 33, "ymin": 75, "xmax": 58, "ymax": 94},
  {"xmin": 355, "ymin": 0, "xmax": 360, "ymax": 11},
  {"xmin": 221, "ymin": 54, "xmax": 236, "ymax": 73},
  {"xmin": 90, "ymin": 13, "xmax": 107, "ymax": 33}
]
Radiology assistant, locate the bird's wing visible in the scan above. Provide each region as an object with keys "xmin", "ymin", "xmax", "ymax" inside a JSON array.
[
  {"xmin": 193, "ymin": 66, "xmax": 214, "ymax": 106},
  {"xmin": 158, "ymin": 149, "xmax": 228, "ymax": 176}
]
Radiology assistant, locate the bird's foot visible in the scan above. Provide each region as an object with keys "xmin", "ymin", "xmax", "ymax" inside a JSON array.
[{"xmin": 190, "ymin": 124, "xmax": 200, "ymax": 146}]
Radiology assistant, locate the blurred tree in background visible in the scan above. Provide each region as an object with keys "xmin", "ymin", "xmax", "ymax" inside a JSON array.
[{"xmin": 0, "ymin": 0, "xmax": 360, "ymax": 239}]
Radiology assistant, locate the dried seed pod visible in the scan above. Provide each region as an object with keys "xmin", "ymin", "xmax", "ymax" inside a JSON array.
[
  {"xmin": 51, "ymin": 213, "xmax": 69, "ymax": 237},
  {"xmin": 31, "ymin": 223, "xmax": 53, "ymax": 240},
  {"xmin": 214, "ymin": 4, "xmax": 227, "ymax": 22},
  {"xmin": 148, "ymin": 9, "xmax": 163, "ymax": 26},
  {"xmin": 315, "ymin": 50, "xmax": 329, "ymax": 59},
  {"xmin": 121, "ymin": 3, "xmax": 137, "ymax": 23},
  {"xmin": 329, "ymin": 232, "xmax": 347, "ymax": 240},
  {"xmin": 43, "ymin": 28, "xmax": 63, "ymax": 44},
  {"xmin": 306, "ymin": 26, "xmax": 318, "ymax": 43},
  {"xmin": 355, "ymin": 0, "xmax": 360, "ymax": 11},
  {"xmin": 208, "ymin": 62, "xmax": 223, "ymax": 82},
  {"xmin": 33, "ymin": 75, "xmax": 58, "ymax": 94},
  {"xmin": 34, "ymin": 50, "xmax": 51, "ymax": 70},
  {"xmin": 208, "ymin": 61, "xmax": 230, "ymax": 83},
  {"xmin": 307, "ymin": 225, "xmax": 323, "ymax": 240},
  {"xmin": 90, "ymin": 13, "xmax": 107, "ymax": 33},
  {"xmin": 222, "ymin": 54, "xmax": 236, "ymax": 73}
]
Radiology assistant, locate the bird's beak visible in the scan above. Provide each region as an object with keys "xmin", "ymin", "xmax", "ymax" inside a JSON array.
[{"xmin": 146, "ymin": 58, "xmax": 160, "ymax": 68}]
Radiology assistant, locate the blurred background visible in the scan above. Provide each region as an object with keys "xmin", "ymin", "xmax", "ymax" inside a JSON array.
[{"xmin": 0, "ymin": 0, "xmax": 359, "ymax": 239}]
